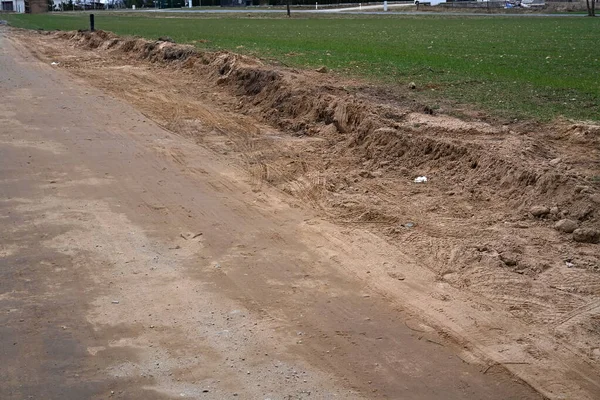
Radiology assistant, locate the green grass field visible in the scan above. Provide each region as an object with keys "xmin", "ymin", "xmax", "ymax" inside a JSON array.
[{"xmin": 4, "ymin": 12, "xmax": 599, "ymax": 122}]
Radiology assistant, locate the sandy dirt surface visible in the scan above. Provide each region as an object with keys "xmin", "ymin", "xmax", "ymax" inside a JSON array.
[{"xmin": 0, "ymin": 28, "xmax": 599, "ymax": 399}]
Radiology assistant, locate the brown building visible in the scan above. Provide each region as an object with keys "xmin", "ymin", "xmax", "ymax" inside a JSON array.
[{"xmin": 26, "ymin": 0, "xmax": 47, "ymax": 13}]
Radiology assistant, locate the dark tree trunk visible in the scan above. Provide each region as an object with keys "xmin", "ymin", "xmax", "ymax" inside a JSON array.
[
  {"xmin": 286, "ymin": 0, "xmax": 290, "ymax": 16},
  {"xmin": 586, "ymin": 0, "xmax": 596, "ymax": 16}
]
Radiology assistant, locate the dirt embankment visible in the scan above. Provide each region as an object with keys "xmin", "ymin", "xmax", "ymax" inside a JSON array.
[
  {"xmin": 27, "ymin": 28, "xmax": 600, "ymax": 391},
  {"xmin": 58, "ymin": 30, "xmax": 599, "ymax": 227}
]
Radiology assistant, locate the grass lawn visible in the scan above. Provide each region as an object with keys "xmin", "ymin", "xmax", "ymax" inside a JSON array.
[{"xmin": 4, "ymin": 12, "xmax": 599, "ymax": 122}]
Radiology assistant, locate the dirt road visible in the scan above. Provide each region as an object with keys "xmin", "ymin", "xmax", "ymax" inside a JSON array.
[{"xmin": 0, "ymin": 29, "xmax": 542, "ymax": 400}]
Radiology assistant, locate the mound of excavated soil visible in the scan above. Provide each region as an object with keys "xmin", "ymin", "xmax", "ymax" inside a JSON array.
[
  {"xmin": 28, "ymin": 29, "xmax": 600, "ymax": 394},
  {"xmin": 57, "ymin": 30, "xmax": 599, "ymax": 231}
]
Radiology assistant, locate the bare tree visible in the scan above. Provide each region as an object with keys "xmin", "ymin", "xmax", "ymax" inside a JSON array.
[{"xmin": 586, "ymin": 0, "xmax": 596, "ymax": 16}]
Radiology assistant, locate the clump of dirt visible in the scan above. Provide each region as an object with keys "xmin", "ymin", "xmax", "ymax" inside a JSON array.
[
  {"xmin": 57, "ymin": 30, "xmax": 198, "ymax": 63},
  {"xmin": 27, "ymin": 29, "xmax": 600, "ymax": 374}
]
